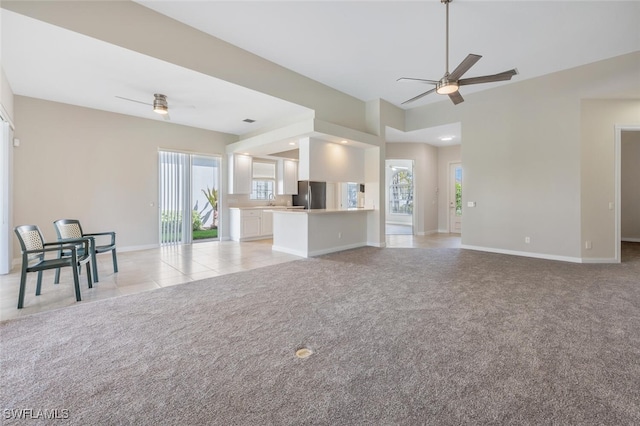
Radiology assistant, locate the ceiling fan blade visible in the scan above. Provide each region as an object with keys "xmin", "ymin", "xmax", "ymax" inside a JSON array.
[
  {"xmin": 448, "ymin": 91, "xmax": 464, "ymax": 105},
  {"xmin": 458, "ymin": 69, "xmax": 519, "ymax": 86},
  {"xmin": 115, "ymin": 95, "xmax": 152, "ymax": 106},
  {"xmin": 397, "ymin": 77, "xmax": 439, "ymax": 85},
  {"xmin": 448, "ymin": 54, "xmax": 482, "ymax": 81},
  {"xmin": 401, "ymin": 87, "xmax": 437, "ymax": 105}
]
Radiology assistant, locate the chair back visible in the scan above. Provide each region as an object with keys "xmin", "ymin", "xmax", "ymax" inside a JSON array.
[
  {"xmin": 14, "ymin": 225, "xmax": 46, "ymax": 263},
  {"xmin": 53, "ymin": 219, "xmax": 83, "ymax": 240}
]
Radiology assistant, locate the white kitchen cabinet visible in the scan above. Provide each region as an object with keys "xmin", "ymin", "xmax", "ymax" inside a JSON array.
[
  {"xmin": 229, "ymin": 208, "xmax": 274, "ymax": 241},
  {"xmin": 228, "ymin": 154, "xmax": 252, "ymax": 194},
  {"xmin": 277, "ymin": 159, "xmax": 298, "ymax": 195},
  {"xmin": 261, "ymin": 209, "xmax": 273, "ymax": 236}
]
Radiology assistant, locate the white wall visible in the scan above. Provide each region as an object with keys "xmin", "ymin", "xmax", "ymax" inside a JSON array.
[
  {"xmin": 12, "ymin": 96, "xmax": 236, "ymax": 255},
  {"xmin": 385, "ymin": 143, "xmax": 438, "ymax": 235},
  {"xmin": 406, "ymin": 52, "xmax": 640, "ymax": 261},
  {"xmin": 621, "ymin": 130, "xmax": 640, "ymax": 241},
  {"xmin": 299, "ymin": 137, "xmax": 365, "ymax": 183},
  {"xmin": 437, "ymin": 145, "xmax": 461, "ymax": 232}
]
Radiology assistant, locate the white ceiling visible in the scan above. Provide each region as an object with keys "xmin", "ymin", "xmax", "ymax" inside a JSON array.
[{"xmin": 2, "ymin": 1, "xmax": 639, "ymax": 144}]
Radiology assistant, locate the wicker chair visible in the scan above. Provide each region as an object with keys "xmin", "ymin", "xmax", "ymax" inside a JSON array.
[
  {"xmin": 53, "ymin": 219, "xmax": 118, "ymax": 283},
  {"xmin": 14, "ymin": 225, "xmax": 92, "ymax": 309}
]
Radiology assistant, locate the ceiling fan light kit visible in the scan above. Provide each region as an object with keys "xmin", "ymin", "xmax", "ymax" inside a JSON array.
[
  {"xmin": 398, "ymin": 0, "xmax": 517, "ymax": 105},
  {"xmin": 436, "ymin": 78, "xmax": 458, "ymax": 95},
  {"xmin": 153, "ymin": 94, "xmax": 169, "ymax": 115}
]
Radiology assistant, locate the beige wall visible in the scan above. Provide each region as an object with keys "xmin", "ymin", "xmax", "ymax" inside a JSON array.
[
  {"xmin": 437, "ymin": 145, "xmax": 461, "ymax": 232},
  {"xmin": 405, "ymin": 52, "xmax": 640, "ymax": 261},
  {"xmin": 621, "ymin": 130, "xmax": 640, "ymax": 241},
  {"xmin": 385, "ymin": 143, "xmax": 438, "ymax": 235},
  {"xmin": 13, "ymin": 96, "xmax": 236, "ymax": 255}
]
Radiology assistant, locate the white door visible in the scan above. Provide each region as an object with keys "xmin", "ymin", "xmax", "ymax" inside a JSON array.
[{"xmin": 449, "ymin": 162, "xmax": 463, "ymax": 234}]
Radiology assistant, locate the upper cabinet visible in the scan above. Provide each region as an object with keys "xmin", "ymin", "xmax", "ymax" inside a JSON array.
[
  {"xmin": 228, "ymin": 154, "xmax": 252, "ymax": 194},
  {"xmin": 277, "ymin": 159, "xmax": 298, "ymax": 195}
]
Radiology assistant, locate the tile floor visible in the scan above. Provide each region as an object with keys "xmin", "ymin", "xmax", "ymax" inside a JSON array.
[{"xmin": 0, "ymin": 233, "xmax": 461, "ymax": 321}]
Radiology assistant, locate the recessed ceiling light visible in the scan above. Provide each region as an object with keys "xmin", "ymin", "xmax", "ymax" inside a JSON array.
[
  {"xmin": 340, "ymin": 140, "xmax": 348, "ymax": 144},
  {"xmin": 289, "ymin": 142, "xmax": 296, "ymax": 146},
  {"xmin": 440, "ymin": 136, "xmax": 453, "ymax": 141}
]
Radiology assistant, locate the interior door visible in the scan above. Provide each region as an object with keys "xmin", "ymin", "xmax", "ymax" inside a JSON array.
[{"xmin": 449, "ymin": 162, "xmax": 463, "ymax": 234}]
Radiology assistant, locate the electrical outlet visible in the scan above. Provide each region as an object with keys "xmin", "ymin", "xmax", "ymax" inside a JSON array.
[
  {"xmin": 525, "ymin": 237, "xmax": 531, "ymax": 244},
  {"xmin": 585, "ymin": 241, "xmax": 592, "ymax": 249},
  {"xmin": 338, "ymin": 232, "xmax": 342, "ymax": 239}
]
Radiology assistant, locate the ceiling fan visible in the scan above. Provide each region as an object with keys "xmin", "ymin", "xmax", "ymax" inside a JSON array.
[
  {"xmin": 398, "ymin": 0, "xmax": 518, "ymax": 106},
  {"xmin": 116, "ymin": 93, "xmax": 171, "ymax": 120}
]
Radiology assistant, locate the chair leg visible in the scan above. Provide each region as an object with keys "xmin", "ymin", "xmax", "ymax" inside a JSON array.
[
  {"xmin": 86, "ymin": 261, "xmax": 93, "ymax": 289},
  {"xmin": 36, "ymin": 271, "xmax": 43, "ymax": 296},
  {"xmin": 91, "ymin": 250, "xmax": 99, "ymax": 283},
  {"xmin": 72, "ymin": 263, "xmax": 82, "ymax": 302},
  {"xmin": 18, "ymin": 271, "xmax": 27, "ymax": 309},
  {"xmin": 54, "ymin": 267, "xmax": 61, "ymax": 284},
  {"xmin": 112, "ymin": 249, "xmax": 118, "ymax": 273}
]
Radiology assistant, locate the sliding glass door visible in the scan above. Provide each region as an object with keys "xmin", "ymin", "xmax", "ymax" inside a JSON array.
[{"xmin": 159, "ymin": 151, "xmax": 221, "ymax": 245}]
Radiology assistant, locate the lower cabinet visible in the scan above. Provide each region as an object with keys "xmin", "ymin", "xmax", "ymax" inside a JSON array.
[{"xmin": 230, "ymin": 209, "xmax": 273, "ymax": 241}]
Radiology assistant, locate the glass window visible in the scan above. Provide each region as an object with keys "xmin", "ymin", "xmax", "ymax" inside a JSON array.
[
  {"xmin": 250, "ymin": 160, "xmax": 276, "ymax": 200},
  {"xmin": 389, "ymin": 170, "xmax": 413, "ymax": 214}
]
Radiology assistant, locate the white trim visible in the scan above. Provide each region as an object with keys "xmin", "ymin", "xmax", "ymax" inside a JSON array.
[
  {"xmin": 622, "ymin": 238, "xmax": 640, "ymax": 243},
  {"xmin": 118, "ymin": 244, "xmax": 160, "ymax": 253},
  {"xmin": 461, "ymin": 244, "xmax": 584, "ymax": 263},
  {"xmin": 0, "ymin": 104, "xmax": 15, "ymax": 130},
  {"xmin": 582, "ymin": 257, "xmax": 620, "ymax": 264},
  {"xmin": 308, "ymin": 242, "xmax": 368, "ymax": 257},
  {"xmin": 271, "ymin": 245, "xmax": 306, "ymax": 257},
  {"xmin": 272, "ymin": 241, "xmax": 369, "ymax": 258},
  {"xmin": 615, "ymin": 125, "xmax": 640, "ymax": 263},
  {"xmin": 367, "ymin": 241, "xmax": 386, "ymax": 248}
]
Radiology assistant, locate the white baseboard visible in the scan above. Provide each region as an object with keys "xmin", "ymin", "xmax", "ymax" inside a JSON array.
[
  {"xmin": 581, "ymin": 257, "xmax": 620, "ymax": 264},
  {"xmin": 622, "ymin": 238, "xmax": 640, "ymax": 243},
  {"xmin": 272, "ymin": 241, "xmax": 368, "ymax": 258},
  {"xmin": 460, "ymin": 244, "xmax": 584, "ymax": 263},
  {"xmin": 367, "ymin": 241, "xmax": 386, "ymax": 248},
  {"xmin": 308, "ymin": 242, "xmax": 368, "ymax": 257},
  {"xmin": 118, "ymin": 244, "xmax": 159, "ymax": 253}
]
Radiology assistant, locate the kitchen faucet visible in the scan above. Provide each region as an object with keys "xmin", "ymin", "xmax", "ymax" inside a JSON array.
[{"xmin": 268, "ymin": 193, "xmax": 275, "ymax": 206}]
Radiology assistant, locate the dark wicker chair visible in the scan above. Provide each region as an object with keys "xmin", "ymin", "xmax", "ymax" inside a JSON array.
[
  {"xmin": 53, "ymin": 219, "xmax": 118, "ymax": 283},
  {"xmin": 14, "ymin": 225, "xmax": 92, "ymax": 309}
]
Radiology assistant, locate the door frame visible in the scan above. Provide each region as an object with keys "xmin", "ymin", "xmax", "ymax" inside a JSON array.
[
  {"xmin": 448, "ymin": 161, "xmax": 462, "ymax": 234},
  {"xmin": 384, "ymin": 159, "xmax": 415, "ymax": 235},
  {"xmin": 615, "ymin": 124, "xmax": 640, "ymax": 263}
]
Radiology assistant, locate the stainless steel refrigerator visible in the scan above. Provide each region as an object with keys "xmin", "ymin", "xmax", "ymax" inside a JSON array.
[{"xmin": 292, "ymin": 181, "xmax": 326, "ymax": 209}]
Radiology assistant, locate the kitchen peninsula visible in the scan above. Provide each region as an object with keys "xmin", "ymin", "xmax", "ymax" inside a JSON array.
[{"xmin": 270, "ymin": 208, "xmax": 374, "ymax": 258}]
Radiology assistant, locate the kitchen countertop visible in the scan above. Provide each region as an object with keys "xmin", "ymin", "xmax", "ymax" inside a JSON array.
[
  {"xmin": 229, "ymin": 206, "xmax": 305, "ymax": 210},
  {"xmin": 268, "ymin": 208, "xmax": 374, "ymax": 214}
]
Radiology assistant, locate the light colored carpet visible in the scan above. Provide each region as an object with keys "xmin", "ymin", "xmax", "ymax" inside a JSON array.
[{"xmin": 1, "ymin": 245, "xmax": 640, "ymax": 425}]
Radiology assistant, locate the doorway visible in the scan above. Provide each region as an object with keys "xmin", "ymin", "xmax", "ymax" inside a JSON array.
[
  {"xmin": 617, "ymin": 127, "xmax": 640, "ymax": 262},
  {"xmin": 449, "ymin": 162, "xmax": 462, "ymax": 233},
  {"xmin": 0, "ymin": 119, "xmax": 12, "ymax": 274},
  {"xmin": 385, "ymin": 159, "xmax": 414, "ymax": 235},
  {"xmin": 159, "ymin": 151, "xmax": 221, "ymax": 245}
]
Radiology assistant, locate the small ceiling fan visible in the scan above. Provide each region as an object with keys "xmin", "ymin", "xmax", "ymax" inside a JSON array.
[
  {"xmin": 116, "ymin": 93, "xmax": 171, "ymax": 120},
  {"xmin": 398, "ymin": 0, "xmax": 518, "ymax": 105}
]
